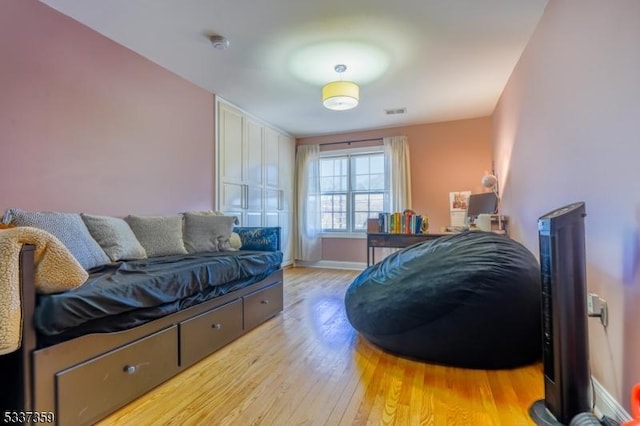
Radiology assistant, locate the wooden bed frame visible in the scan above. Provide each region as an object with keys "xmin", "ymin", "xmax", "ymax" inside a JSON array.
[{"xmin": 0, "ymin": 245, "xmax": 284, "ymax": 425}]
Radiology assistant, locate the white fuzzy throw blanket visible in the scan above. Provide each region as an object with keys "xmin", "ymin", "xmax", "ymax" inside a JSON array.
[{"xmin": 0, "ymin": 227, "xmax": 88, "ymax": 355}]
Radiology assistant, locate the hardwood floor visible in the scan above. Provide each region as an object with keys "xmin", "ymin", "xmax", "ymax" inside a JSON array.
[{"xmin": 98, "ymin": 267, "xmax": 543, "ymax": 425}]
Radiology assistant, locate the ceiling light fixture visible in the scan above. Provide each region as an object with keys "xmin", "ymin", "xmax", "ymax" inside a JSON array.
[{"xmin": 322, "ymin": 64, "xmax": 359, "ymax": 111}]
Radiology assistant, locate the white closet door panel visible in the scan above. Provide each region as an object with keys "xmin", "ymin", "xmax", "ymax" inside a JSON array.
[
  {"xmin": 221, "ymin": 182, "xmax": 244, "ymax": 211},
  {"xmin": 246, "ymin": 186, "xmax": 262, "ymax": 210},
  {"xmin": 279, "ymin": 134, "xmax": 295, "ymax": 192},
  {"xmin": 264, "ymin": 127, "xmax": 279, "ymax": 188},
  {"xmin": 245, "ymin": 211, "xmax": 263, "ymax": 227},
  {"xmin": 245, "ymin": 118, "xmax": 263, "ymax": 185},
  {"xmin": 219, "ymin": 105, "xmax": 244, "ymax": 182},
  {"xmin": 265, "ymin": 188, "xmax": 279, "ymax": 211},
  {"xmin": 265, "ymin": 212, "xmax": 279, "ymax": 227}
]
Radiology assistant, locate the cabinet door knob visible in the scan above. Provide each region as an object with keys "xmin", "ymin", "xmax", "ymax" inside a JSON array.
[
  {"xmin": 212, "ymin": 323, "xmax": 222, "ymax": 329},
  {"xmin": 261, "ymin": 299, "xmax": 269, "ymax": 305},
  {"xmin": 123, "ymin": 365, "xmax": 137, "ymax": 375}
]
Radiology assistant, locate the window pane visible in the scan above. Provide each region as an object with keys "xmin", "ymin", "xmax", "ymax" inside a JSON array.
[
  {"xmin": 352, "ymin": 153, "xmax": 386, "ymax": 192},
  {"xmin": 321, "ymin": 213, "xmax": 333, "ymax": 229},
  {"xmin": 370, "ymin": 194, "xmax": 384, "ymax": 211},
  {"xmin": 320, "ymin": 194, "xmax": 331, "ymax": 208},
  {"xmin": 354, "ymin": 212, "xmax": 371, "ymax": 230},
  {"xmin": 334, "ymin": 158, "xmax": 347, "ymax": 176},
  {"xmin": 320, "ymin": 158, "xmax": 334, "ymax": 176},
  {"xmin": 321, "ymin": 193, "xmax": 347, "ymax": 230},
  {"xmin": 370, "ymin": 155, "xmax": 384, "ymax": 174},
  {"xmin": 320, "ymin": 156, "xmax": 349, "ymax": 195},
  {"xmin": 370, "ymin": 173, "xmax": 385, "ymax": 190},
  {"xmin": 334, "ymin": 212, "xmax": 347, "ymax": 230},
  {"xmin": 353, "ymin": 192, "xmax": 386, "ymax": 232},
  {"xmin": 320, "ymin": 177, "xmax": 333, "ymax": 192},
  {"xmin": 353, "ymin": 156, "xmax": 369, "ymax": 175},
  {"xmin": 320, "ymin": 151, "xmax": 388, "ymax": 233},
  {"xmin": 354, "ymin": 174, "xmax": 370, "ymax": 191}
]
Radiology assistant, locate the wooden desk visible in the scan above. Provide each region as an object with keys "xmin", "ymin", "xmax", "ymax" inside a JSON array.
[{"xmin": 366, "ymin": 232, "xmax": 449, "ymax": 266}]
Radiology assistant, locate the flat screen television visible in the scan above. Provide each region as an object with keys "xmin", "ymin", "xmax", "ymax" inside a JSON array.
[
  {"xmin": 466, "ymin": 192, "xmax": 498, "ymax": 220},
  {"xmin": 530, "ymin": 202, "xmax": 591, "ymax": 425}
]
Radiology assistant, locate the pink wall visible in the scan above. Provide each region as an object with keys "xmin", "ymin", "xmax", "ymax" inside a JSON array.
[
  {"xmin": 298, "ymin": 117, "xmax": 492, "ymax": 263},
  {"xmin": 493, "ymin": 0, "xmax": 640, "ymax": 411},
  {"xmin": 0, "ymin": 0, "xmax": 215, "ymax": 216}
]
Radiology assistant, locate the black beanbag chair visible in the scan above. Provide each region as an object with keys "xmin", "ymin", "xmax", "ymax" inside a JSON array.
[{"xmin": 345, "ymin": 231, "xmax": 541, "ymax": 369}]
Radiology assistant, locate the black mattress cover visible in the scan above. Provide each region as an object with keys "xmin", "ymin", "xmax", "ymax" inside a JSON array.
[{"xmin": 35, "ymin": 250, "xmax": 282, "ymax": 345}]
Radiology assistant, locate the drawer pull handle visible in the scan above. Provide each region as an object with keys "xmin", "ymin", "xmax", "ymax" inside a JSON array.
[
  {"xmin": 212, "ymin": 323, "xmax": 222, "ymax": 329},
  {"xmin": 261, "ymin": 299, "xmax": 269, "ymax": 305},
  {"xmin": 123, "ymin": 365, "xmax": 137, "ymax": 375}
]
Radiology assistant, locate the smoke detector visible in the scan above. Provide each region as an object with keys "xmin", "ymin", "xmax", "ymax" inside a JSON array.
[{"xmin": 209, "ymin": 35, "xmax": 230, "ymax": 50}]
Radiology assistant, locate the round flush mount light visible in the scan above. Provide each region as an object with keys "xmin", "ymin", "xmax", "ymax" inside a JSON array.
[
  {"xmin": 209, "ymin": 35, "xmax": 230, "ymax": 50},
  {"xmin": 322, "ymin": 64, "xmax": 359, "ymax": 111}
]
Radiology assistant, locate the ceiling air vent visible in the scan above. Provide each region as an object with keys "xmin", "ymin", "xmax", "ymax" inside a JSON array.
[{"xmin": 385, "ymin": 107, "xmax": 407, "ymax": 115}]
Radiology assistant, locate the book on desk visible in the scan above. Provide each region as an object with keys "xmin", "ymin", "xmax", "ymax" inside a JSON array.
[
  {"xmin": 365, "ymin": 217, "xmax": 508, "ymax": 266},
  {"xmin": 373, "ymin": 212, "xmax": 426, "ymax": 234}
]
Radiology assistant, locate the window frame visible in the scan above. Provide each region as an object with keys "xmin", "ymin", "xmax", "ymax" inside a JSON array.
[{"xmin": 319, "ymin": 146, "xmax": 388, "ymax": 237}]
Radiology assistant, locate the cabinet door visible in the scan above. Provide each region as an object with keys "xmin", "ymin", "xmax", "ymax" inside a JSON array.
[
  {"xmin": 265, "ymin": 212, "xmax": 279, "ymax": 227},
  {"xmin": 218, "ymin": 104, "xmax": 244, "ymax": 183},
  {"xmin": 278, "ymin": 134, "xmax": 295, "ymax": 192},
  {"xmin": 245, "ymin": 118, "xmax": 263, "ymax": 186},
  {"xmin": 246, "ymin": 185, "xmax": 262, "ymax": 211},
  {"xmin": 265, "ymin": 188, "xmax": 279, "ymax": 211},
  {"xmin": 220, "ymin": 182, "xmax": 244, "ymax": 211},
  {"xmin": 264, "ymin": 127, "xmax": 280, "ymax": 188},
  {"xmin": 245, "ymin": 211, "xmax": 263, "ymax": 227}
]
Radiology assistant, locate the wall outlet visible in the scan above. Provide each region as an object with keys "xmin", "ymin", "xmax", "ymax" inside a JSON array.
[{"xmin": 587, "ymin": 293, "xmax": 608, "ymax": 328}]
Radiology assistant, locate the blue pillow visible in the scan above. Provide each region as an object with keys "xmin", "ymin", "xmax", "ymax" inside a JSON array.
[{"xmin": 235, "ymin": 227, "xmax": 281, "ymax": 252}]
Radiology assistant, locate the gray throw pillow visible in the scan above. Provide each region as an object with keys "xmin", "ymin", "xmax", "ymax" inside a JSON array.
[
  {"xmin": 125, "ymin": 214, "xmax": 187, "ymax": 257},
  {"xmin": 183, "ymin": 213, "xmax": 238, "ymax": 253},
  {"xmin": 81, "ymin": 213, "xmax": 147, "ymax": 262},
  {"xmin": 5, "ymin": 208, "xmax": 110, "ymax": 270}
]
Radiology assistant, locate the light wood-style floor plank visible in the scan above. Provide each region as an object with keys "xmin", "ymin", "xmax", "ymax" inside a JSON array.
[{"xmin": 98, "ymin": 267, "xmax": 543, "ymax": 425}]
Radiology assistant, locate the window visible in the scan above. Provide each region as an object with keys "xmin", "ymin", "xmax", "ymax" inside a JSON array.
[{"xmin": 319, "ymin": 149, "xmax": 388, "ymax": 233}]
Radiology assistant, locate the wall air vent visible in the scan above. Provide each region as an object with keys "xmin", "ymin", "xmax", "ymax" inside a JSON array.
[{"xmin": 384, "ymin": 107, "xmax": 407, "ymax": 115}]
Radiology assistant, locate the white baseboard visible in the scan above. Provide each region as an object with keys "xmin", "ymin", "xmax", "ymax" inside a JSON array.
[
  {"xmin": 294, "ymin": 260, "xmax": 366, "ymax": 271},
  {"xmin": 592, "ymin": 377, "xmax": 632, "ymax": 423}
]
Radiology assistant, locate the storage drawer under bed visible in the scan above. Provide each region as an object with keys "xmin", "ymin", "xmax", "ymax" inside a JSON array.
[
  {"xmin": 243, "ymin": 281, "xmax": 284, "ymax": 331},
  {"xmin": 179, "ymin": 298, "xmax": 243, "ymax": 367},
  {"xmin": 55, "ymin": 325, "xmax": 178, "ymax": 426}
]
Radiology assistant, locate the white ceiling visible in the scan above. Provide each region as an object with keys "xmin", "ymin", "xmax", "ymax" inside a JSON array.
[{"xmin": 41, "ymin": 0, "xmax": 548, "ymax": 138}]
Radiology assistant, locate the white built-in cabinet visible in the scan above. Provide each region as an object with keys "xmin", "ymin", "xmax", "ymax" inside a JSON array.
[{"xmin": 216, "ymin": 100, "xmax": 295, "ymax": 265}]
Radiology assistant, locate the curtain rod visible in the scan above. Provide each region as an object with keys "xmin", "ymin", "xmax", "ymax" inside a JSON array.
[{"xmin": 318, "ymin": 137, "xmax": 382, "ymax": 147}]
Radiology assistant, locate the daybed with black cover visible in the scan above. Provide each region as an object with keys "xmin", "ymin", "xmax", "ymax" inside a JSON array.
[{"xmin": 0, "ymin": 209, "xmax": 284, "ymax": 425}]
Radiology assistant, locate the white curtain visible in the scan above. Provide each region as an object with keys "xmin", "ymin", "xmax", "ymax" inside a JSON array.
[
  {"xmin": 294, "ymin": 144, "xmax": 322, "ymax": 261},
  {"xmin": 384, "ymin": 136, "xmax": 412, "ymax": 211}
]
